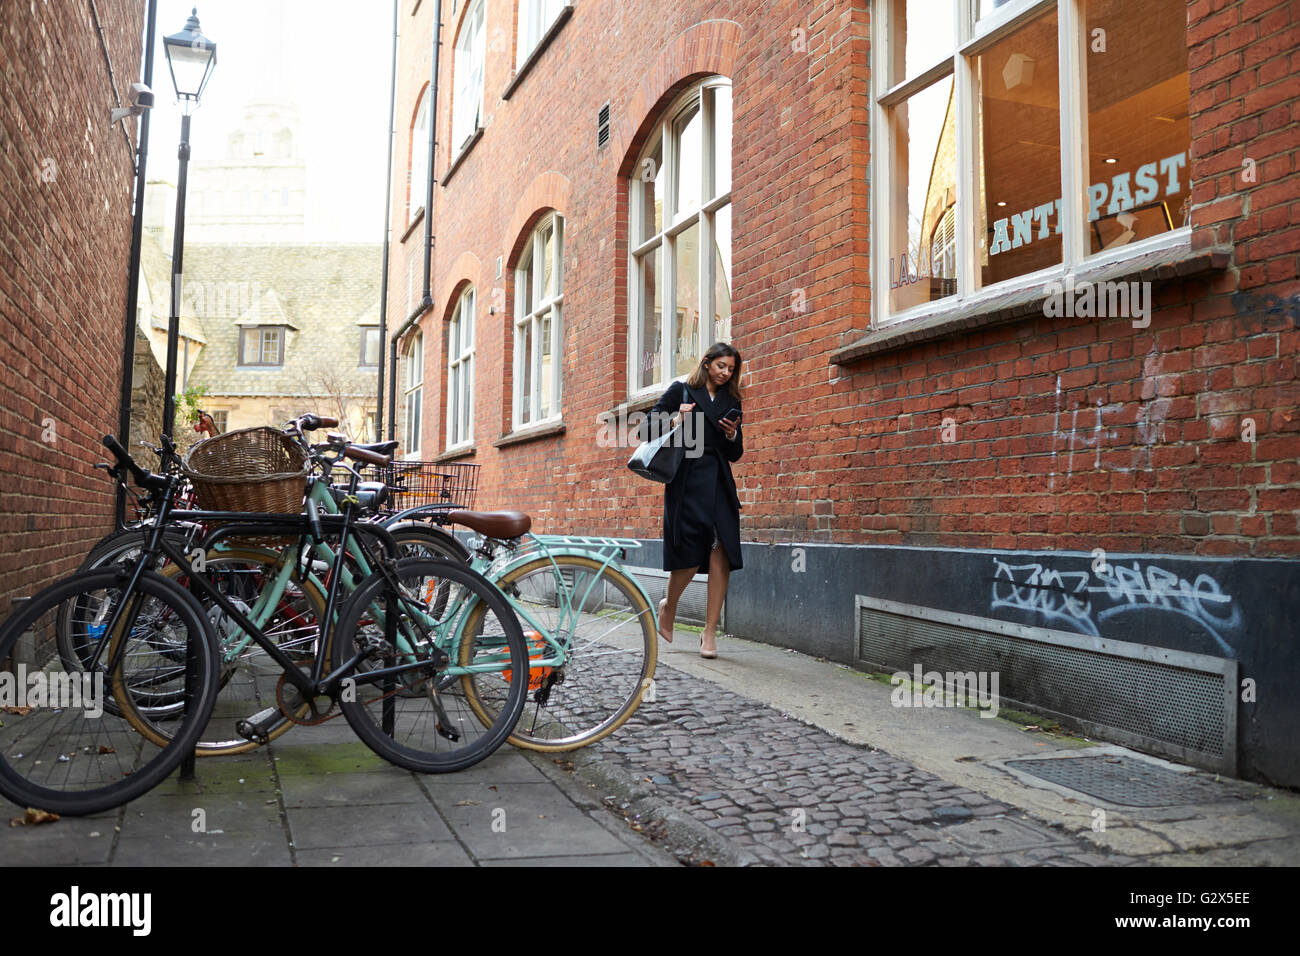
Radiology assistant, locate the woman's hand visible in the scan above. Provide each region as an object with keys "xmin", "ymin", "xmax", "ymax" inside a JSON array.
[
  {"xmin": 720, "ymin": 417, "xmax": 738, "ymax": 441},
  {"xmin": 673, "ymin": 402, "xmax": 695, "ymax": 427}
]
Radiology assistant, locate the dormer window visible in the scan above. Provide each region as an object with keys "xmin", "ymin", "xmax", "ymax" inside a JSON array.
[{"xmin": 239, "ymin": 326, "xmax": 284, "ymax": 366}]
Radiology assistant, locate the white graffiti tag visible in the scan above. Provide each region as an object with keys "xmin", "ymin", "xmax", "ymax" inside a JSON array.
[{"xmin": 991, "ymin": 558, "xmax": 1239, "ymax": 654}]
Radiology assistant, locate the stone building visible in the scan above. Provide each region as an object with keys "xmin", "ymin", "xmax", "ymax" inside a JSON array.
[
  {"xmin": 383, "ymin": 0, "xmax": 1300, "ymax": 786},
  {"xmin": 138, "ymin": 100, "xmax": 380, "ymax": 440},
  {"xmin": 181, "ymin": 243, "xmax": 382, "ymax": 438},
  {"xmin": 186, "ymin": 100, "xmax": 309, "ymax": 244}
]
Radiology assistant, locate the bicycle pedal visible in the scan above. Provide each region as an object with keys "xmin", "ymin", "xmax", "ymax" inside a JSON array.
[
  {"xmin": 358, "ymin": 634, "xmax": 393, "ymax": 658},
  {"xmin": 436, "ymin": 722, "xmax": 461, "ymax": 742},
  {"xmin": 235, "ymin": 707, "xmax": 279, "ymax": 744}
]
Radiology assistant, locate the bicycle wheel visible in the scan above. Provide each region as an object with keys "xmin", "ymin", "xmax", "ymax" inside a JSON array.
[
  {"xmin": 77, "ymin": 526, "xmax": 197, "ymax": 573},
  {"xmin": 462, "ymin": 555, "xmax": 657, "ymax": 752},
  {"xmin": 118, "ymin": 548, "xmax": 326, "ymax": 755},
  {"xmin": 332, "ymin": 558, "xmax": 528, "ymax": 773},
  {"xmin": 0, "ymin": 570, "xmax": 219, "ymax": 815},
  {"xmin": 385, "ymin": 526, "xmax": 467, "ymax": 619},
  {"xmin": 386, "ymin": 524, "xmax": 469, "ymax": 562},
  {"xmin": 59, "ymin": 528, "xmax": 194, "ymax": 681}
]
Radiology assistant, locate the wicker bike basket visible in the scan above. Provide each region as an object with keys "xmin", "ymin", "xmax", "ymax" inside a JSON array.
[{"xmin": 182, "ymin": 427, "xmax": 309, "ymax": 544}]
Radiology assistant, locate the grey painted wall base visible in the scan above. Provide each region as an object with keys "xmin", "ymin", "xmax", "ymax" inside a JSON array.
[{"xmin": 613, "ymin": 536, "xmax": 1299, "ymax": 789}]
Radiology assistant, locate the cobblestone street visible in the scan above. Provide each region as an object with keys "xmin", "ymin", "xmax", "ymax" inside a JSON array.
[{"xmin": 587, "ymin": 663, "xmax": 1134, "ymax": 866}]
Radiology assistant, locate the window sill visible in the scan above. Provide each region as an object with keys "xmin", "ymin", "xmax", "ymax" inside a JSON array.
[
  {"xmin": 494, "ymin": 419, "xmax": 565, "ymax": 448},
  {"xmin": 433, "ymin": 444, "xmax": 476, "ymax": 463},
  {"xmin": 832, "ymin": 241, "xmax": 1233, "ymax": 365},
  {"xmin": 609, "ymin": 390, "xmax": 663, "ymax": 418},
  {"xmin": 441, "ymin": 128, "xmax": 484, "ymax": 189},
  {"xmin": 501, "ymin": 6, "xmax": 574, "ymax": 102},
  {"xmin": 400, "ymin": 209, "xmax": 425, "ymax": 243}
]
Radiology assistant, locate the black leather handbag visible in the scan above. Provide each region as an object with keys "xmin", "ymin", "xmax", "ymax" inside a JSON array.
[{"xmin": 627, "ymin": 423, "xmax": 685, "ymax": 483}]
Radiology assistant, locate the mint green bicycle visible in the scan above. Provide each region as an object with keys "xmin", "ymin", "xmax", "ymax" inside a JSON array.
[{"xmin": 396, "ymin": 510, "xmax": 659, "ymax": 753}]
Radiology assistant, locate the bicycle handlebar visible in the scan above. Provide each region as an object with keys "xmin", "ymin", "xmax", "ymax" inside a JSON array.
[
  {"xmin": 344, "ymin": 444, "xmax": 391, "ymax": 466},
  {"xmin": 102, "ymin": 435, "xmax": 169, "ymax": 492},
  {"xmin": 297, "ymin": 414, "xmax": 338, "ymax": 432}
]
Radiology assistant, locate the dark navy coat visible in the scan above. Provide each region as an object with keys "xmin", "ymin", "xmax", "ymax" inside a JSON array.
[{"xmin": 643, "ymin": 379, "xmax": 743, "ymax": 573}]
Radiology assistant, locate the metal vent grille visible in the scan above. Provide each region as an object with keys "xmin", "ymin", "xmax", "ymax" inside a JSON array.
[
  {"xmin": 624, "ymin": 566, "xmax": 712, "ymax": 625},
  {"xmin": 596, "ymin": 102, "xmax": 610, "ymax": 150},
  {"xmin": 1004, "ymin": 755, "xmax": 1246, "ymax": 808},
  {"xmin": 855, "ymin": 596, "xmax": 1238, "ymax": 775}
]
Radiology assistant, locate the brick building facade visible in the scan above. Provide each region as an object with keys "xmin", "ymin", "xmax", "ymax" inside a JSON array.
[
  {"xmin": 385, "ymin": 0, "xmax": 1299, "ymax": 786},
  {"xmin": 0, "ymin": 0, "xmax": 145, "ymax": 619}
]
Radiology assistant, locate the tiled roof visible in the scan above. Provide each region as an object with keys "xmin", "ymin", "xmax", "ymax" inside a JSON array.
[
  {"xmin": 184, "ymin": 244, "xmax": 382, "ymax": 398},
  {"xmin": 140, "ymin": 232, "xmax": 207, "ymax": 344}
]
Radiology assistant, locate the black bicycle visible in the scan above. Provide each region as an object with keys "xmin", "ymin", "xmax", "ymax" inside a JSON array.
[{"xmin": 0, "ymin": 435, "xmax": 529, "ymax": 815}]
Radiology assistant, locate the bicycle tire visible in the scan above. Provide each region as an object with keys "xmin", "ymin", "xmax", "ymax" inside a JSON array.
[
  {"xmin": 77, "ymin": 527, "xmax": 195, "ymax": 573},
  {"xmin": 0, "ymin": 570, "xmax": 220, "ymax": 815},
  {"xmin": 117, "ymin": 548, "xmax": 327, "ymax": 755},
  {"xmin": 386, "ymin": 526, "xmax": 467, "ymax": 619},
  {"xmin": 384, "ymin": 523, "xmax": 470, "ymax": 562},
  {"xmin": 58, "ymin": 529, "xmax": 224, "ymax": 713},
  {"xmin": 462, "ymin": 555, "xmax": 657, "ymax": 752},
  {"xmin": 332, "ymin": 558, "xmax": 528, "ymax": 773}
]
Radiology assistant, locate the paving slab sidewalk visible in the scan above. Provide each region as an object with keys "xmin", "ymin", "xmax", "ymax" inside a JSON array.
[{"xmin": 0, "ymin": 715, "xmax": 678, "ymax": 867}]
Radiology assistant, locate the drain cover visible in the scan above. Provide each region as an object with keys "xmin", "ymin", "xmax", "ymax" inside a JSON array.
[
  {"xmin": 943, "ymin": 818, "xmax": 1068, "ymax": 852},
  {"xmin": 1005, "ymin": 755, "xmax": 1239, "ymax": 807}
]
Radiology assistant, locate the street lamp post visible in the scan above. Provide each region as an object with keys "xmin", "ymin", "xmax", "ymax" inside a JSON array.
[{"xmin": 160, "ymin": 8, "xmax": 216, "ymax": 441}]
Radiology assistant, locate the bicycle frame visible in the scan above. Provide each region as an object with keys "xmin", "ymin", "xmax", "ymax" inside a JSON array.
[{"xmin": 465, "ymin": 534, "xmax": 655, "ymax": 671}]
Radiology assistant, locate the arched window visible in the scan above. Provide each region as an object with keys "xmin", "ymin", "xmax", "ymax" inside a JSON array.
[
  {"xmin": 930, "ymin": 204, "xmax": 956, "ymax": 296},
  {"xmin": 628, "ymin": 77, "xmax": 732, "ymax": 394},
  {"xmin": 402, "ymin": 330, "xmax": 423, "ymax": 457},
  {"xmin": 447, "ymin": 286, "xmax": 475, "ymax": 449},
  {"xmin": 452, "ymin": 0, "xmax": 486, "ymax": 154},
  {"xmin": 409, "ymin": 89, "xmax": 430, "ymax": 222},
  {"xmin": 514, "ymin": 213, "xmax": 563, "ymax": 428}
]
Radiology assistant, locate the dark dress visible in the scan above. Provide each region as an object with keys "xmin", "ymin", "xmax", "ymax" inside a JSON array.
[{"xmin": 644, "ymin": 379, "xmax": 743, "ymax": 574}]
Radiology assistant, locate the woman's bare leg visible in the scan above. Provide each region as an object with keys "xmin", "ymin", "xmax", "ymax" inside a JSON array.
[
  {"xmin": 659, "ymin": 568, "xmax": 697, "ymax": 643},
  {"xmin": 700, "ymin": 544, "xmax": 730, "ymax": 656}
]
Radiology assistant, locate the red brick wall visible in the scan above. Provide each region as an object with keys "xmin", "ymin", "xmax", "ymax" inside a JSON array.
[
  {"xmin": 0, "ymin": 0, "xmax": 144, "ymax": 612},
  {"xmin": 387, "ymin": 0, "xmax": 1298, "ymax": 558}
]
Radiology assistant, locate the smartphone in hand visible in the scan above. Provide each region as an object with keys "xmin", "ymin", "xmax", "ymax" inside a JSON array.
[{"xmin": 721, "ymin": 408, "xmax": 742, "ymax": 426}]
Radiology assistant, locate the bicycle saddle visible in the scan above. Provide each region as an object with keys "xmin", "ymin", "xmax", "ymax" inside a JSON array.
[
  {"xmin": 447, "ymin": 510, "xmax": 531, "ymax": 538},
  {"xmin": 354, "ymin": 440, "xmax": 400, "ymax": 457}
]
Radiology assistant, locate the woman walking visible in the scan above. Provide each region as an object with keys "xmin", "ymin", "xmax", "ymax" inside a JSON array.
[{"xmin": 648, "ymin": 342, "xmax": 744, "ymax": 658}]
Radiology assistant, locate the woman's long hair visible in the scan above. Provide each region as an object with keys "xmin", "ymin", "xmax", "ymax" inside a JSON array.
[{"xmin": 686, "ymin": 342, "xmax": 743, "ymax": 401}]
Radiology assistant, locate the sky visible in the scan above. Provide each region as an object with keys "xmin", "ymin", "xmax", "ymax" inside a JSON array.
[{"xmin": 143, "ymin": 0, "xmax": 394, "ymax": 242}]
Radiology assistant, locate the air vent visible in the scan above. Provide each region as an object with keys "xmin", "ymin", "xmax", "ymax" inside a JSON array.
[
  {"xmin": 625, "ymin": 565, "xmax": 713, "ymax": 626},
  {"xmin": 597, "ymin": 102, "xmax": 610, "ymax": 150},
  {"xmin": 854, "ymin": 595, "xmax": 1238, "ymax": 775}
]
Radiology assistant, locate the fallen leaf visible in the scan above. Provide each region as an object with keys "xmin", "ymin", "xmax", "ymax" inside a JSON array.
[
  {"xmin": 488, "ymin": 785, "xmax": 498, "ymax": 791},
  {"xmin": 2, "ymin": 706, "xmax": 33, "ymax": 716},
  {"xmin": 454, "ymin": 800, "xmax": 480, "ymax": 806},
  {"xmin": 10, "ymin": 808, "xmax": 60, "ymax": 826},
  {"xmin": 98, "ymin": 745, "xmax": 116, "ymax": 755},
  {"xmin": 698, "ymin": 860, "xmax": 716, "ymax": 867}
]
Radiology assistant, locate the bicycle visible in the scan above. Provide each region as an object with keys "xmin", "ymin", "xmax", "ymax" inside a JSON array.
[
  {"xmin": 406, "ymin": 510, "xmax": 659, "ymax": 753},
  {"xmin": 0, "ymin": 435, "xmax": 530, "ymax": 814},
  {"xmin": 65, "ymin": 418, "xmax": 466, "ymax": 755}
]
